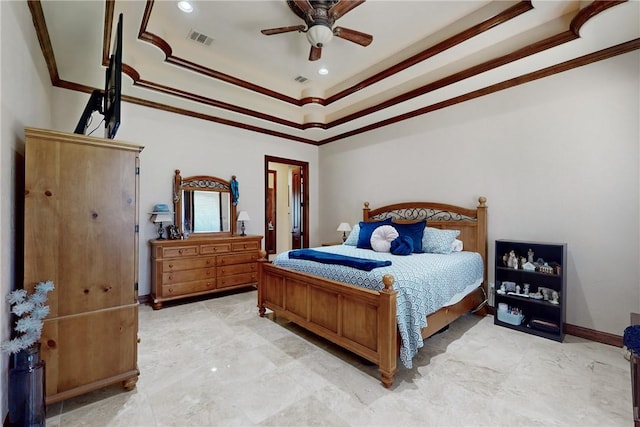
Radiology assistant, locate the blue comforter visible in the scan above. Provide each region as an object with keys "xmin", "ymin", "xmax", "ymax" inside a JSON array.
[
  {"xmin": 273, "ymin": 244, "xmax": 483, "ymax": 368},
  {"xmin": 288, "ymin": 249, "xmax": 392, "ymax": 271}
]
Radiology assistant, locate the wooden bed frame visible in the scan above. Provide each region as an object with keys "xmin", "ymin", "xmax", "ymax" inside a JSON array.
[{"xmin": 257, "ymin": 197, "xmax": 488, "ymax": 387}]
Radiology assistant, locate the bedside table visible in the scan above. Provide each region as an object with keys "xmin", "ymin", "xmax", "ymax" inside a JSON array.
[{"xmin": 322, "ymin": 242, "xmax": 342, "ymax": 246}]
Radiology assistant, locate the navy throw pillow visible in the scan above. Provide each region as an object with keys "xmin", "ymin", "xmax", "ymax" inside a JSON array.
[
  {"xmin": 356, "ymin": 218, "xmax": 393, "ymax": 249},
  {"xmin": 390, "ymin": 235, "xmax": 413, "ymax": 255},
  {"xmin": 392, "ymin": 221, "xmax": 426, "ymax": 253}
]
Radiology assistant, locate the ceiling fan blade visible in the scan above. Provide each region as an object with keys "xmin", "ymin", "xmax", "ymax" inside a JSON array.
[
  {"xmin": 328, "ymin": 0, "xmax": 366, "ymax": 20},
  {"xmin": 261, "ymin": 25, "xmax": 306, "ymax": 35},
  {"xmin": 309, "ymin": 46, "xmax": 322, "ymax": 61},
  {"xmin": 333, "ymin": 26, "xmax": 372, "ymax": 46},
  {"xmin": 293, "ymin": 0, "xmax": 314, "ymax": 15}
]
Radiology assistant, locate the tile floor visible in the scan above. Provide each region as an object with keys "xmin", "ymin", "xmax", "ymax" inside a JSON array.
[{"xmin": 46, "ymin": 289, "xmax": 633, "ymax": 426}]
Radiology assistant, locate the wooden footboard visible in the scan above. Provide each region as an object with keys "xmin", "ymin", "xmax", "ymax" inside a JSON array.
[
  {"xmin": 258, "ymin": 260, "xmax": 399, "ymax": 387},
  {"xmin": 257, "ymin": 197, "xmax": 488, "ymax": 388}
]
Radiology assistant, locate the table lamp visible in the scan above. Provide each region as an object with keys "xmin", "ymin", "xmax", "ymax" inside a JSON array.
[
  {"xmin": 150, "ymin": 204, "xmax": 173, "ymax": 239},
  {"xmin": 237, "ymin": 211, "xmax": 250, "ymax": 236},
  {"xmin": 337, "ymin": 222, "xmax": 352, "ymax": 242}
]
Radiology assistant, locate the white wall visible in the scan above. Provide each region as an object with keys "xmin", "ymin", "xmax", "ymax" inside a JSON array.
[
  {"xmin": 51, "ymin": 88, "xmax": 320, "ymax": 298},
  {"xmin": 0, "ymin": 0, "xmax": 54, "ymax": 419},
  {"xmin": 319, "ymin": 51, "xmax": 640, "ymax": 336}
]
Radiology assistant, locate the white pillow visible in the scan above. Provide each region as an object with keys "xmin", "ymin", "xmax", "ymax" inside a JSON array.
[
  {"xmin": 370, "ymin": 225, "xmax": 399, "ymax": 252},
  {"xmin": 451, "ymin": 239, "xmax": 463, "ymax": 252}
]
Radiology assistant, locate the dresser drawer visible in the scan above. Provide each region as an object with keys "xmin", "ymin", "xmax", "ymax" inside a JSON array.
[
  {"xmin": 162, "ymin": 246, "xmax": 198, "ymax": 258},
  {"xmin": 162, "ymin": 279, "xmax": 216, "ymax": 297},
  {"xmin": 217, "ymin": 262, "xmax": 257, "ymax": 277},
  {"xmin": 163, "ymin": 257, "xmax": 215, "ymax": 272},
  {"xmin": 217, "ymin": 252, "xmax": 259, "ymax": 266},
  {"xmin": 163, "ymin": 268, "xmax": 215, "ymax": 284},
  {"xmin": 217, "ymin": 272, "xmax": 258, "ymax": 289},
  {"xmin": 200, "ymin": 243, "xmax": 231, "ymax": 255},
  {"xmin": 232, "ymin": 241, "xmax": 260, "ymax": 252}
]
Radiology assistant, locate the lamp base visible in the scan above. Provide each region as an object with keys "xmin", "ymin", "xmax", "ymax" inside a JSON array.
[
  {"xmin": 240, "ymin": 221, "xmax": 246, "ymax": 237},
  {"xmin": 342, "ymin": 232, "xmax": 347, "ymax": 242},
  {"xmin": 157, "ymin": 222, "xmax": 165, "ymax": 240}
]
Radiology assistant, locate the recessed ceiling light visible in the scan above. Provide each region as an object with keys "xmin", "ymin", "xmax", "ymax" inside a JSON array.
[
  {"xmin": 318, "ymin": 68, "xmax": 329, "ymax": 75},
  {"xmin": 177, "ymin": 1, "xmax": 193, "ymax": 13}
]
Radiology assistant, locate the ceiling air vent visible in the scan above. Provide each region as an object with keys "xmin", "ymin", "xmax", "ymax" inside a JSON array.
[
  {"xmin": 294, "ymin": 75, "xmax": 309, "ymax": 84},
  {"xmin": 187, "ymin": 29, "xmax": 214, "ymax": 46}
]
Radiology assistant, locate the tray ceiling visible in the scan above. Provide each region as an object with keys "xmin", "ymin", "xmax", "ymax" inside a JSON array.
[{"xmin": 30, "ymin": 0, "xmax": 639, "ymax": 145}]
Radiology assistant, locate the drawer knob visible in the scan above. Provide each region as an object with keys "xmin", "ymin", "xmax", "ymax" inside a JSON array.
[
  {"xmin": 168, "ymin": 287, "xmax": 173, "ymax": 293},
  {"xmin": 169, "ymin": 264, "xmax": 174, "ymax": 268},
  {"xmin": 168, "ymin": 275, "xmax": 173, "ymax": 280},
  {"xmin": 178, "ymin": 249, "xmax": 183, "ymax": 254}
]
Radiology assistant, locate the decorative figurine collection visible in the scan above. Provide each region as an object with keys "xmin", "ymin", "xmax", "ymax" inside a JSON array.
[
  {"xmin": 501, "ymin": 248, "xmax": 561, "ymax": 275},
  {"xmin": 496, "ymin": 246, "xmax": 561, "ymax": 305}
]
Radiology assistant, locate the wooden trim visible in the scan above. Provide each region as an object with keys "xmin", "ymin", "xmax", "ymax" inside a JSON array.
[
  {"xmin": 27, "ymin": 1, "xmax": 637, "ymax": 145},
  {"xmin": 318, "ymin": 38, "xmax": 640, "ymax": 145},
  {"xmin": 564, "ymin": 323, "xmax": 623, "ymax": 348},
  {"xmin": 486, "ymin": 305, "xmax": 624, "ymax": 348},
  {"xmin": 325, "ymin": 1, "xmax": 534, "ymax": 105},
  {"xmin": 264, "ymin": 156, "xmax": 310, "ymax": 250}
]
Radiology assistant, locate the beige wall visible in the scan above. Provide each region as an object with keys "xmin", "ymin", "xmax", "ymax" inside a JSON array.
[
  {"xmin": 319, "ymin": 51, "xmax": 640, "ymax": 336},
  {"xmin": 2, "ymin": 0, "xmax": 639, "ymax": 418},
  {"xmin": 1, "ymin": 0, "xmax": 54, "ymax": 418}
]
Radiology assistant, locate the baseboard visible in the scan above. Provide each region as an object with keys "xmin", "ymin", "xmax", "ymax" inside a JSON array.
[
  {"xmin": 564, "ymin": 323, "xmax": 623, "ymax": 347},
  {"xmin": 138, "ymin": 294, "xmax": 151, "ymax": 305},
  {"xmin": 485, "ymin": 306, "xmax": 623, "ymax": 347}
]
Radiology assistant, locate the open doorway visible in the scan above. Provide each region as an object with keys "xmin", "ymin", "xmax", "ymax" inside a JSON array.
[{"xmin": 264, "ymin": 156, "xmax": 309, "ymax": 256}]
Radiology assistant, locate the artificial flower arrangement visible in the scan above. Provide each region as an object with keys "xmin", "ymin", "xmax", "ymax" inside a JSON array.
[{"xmin": 1, "ymin": 280, "xmax": 54, "ymax": 354}]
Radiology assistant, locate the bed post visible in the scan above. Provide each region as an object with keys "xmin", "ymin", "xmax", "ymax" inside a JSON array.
[
  {"xmin": 362, "ymin": 201, "xmax": 371, "ymax": 221},
  {"xmin": 476, "ymin": 196, "xmax": 488, "ymax": 297},
  {"xmin": 378, "ymin": 274, "xmax": 398, "ymax": 388},
  {"xmin": 257, "ymin": 250, "xmax": 268, "ymax": 317}
]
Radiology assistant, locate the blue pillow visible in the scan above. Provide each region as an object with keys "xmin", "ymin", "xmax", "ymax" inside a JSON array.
[
  {"xmin": 392, "ymin": 221, "xmax": 426, "ymax": 253},
  {"xmin": 356, "ymin": 218, "xmax": 393, "ymax": 249},
  {"xmin": 390, "ymin": 235, "xmax": 413, "ymax": 255},
  {"xmin": 422, "ymin": 227, "xmax": 461, "ymax": 254}
]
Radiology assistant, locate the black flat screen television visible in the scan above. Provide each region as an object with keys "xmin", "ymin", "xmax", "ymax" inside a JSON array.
[{"xmin": 74, "ymin": 13, "xmax": 122, "ymax": 139}]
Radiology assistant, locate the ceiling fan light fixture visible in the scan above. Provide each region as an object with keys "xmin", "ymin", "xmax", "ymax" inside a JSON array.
[{"xmin": 306, "ymin": 24, "xmax": 333, "ymax": 48}]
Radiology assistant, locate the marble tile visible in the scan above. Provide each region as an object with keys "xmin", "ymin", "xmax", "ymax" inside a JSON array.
[{"xmin": 47, "ymin": 290, "xmax": 634, "ymax": 426}]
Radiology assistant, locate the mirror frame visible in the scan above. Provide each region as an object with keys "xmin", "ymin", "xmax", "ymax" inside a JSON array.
[{"xmin": 173, "ymin": 169, "xmax": 237, "ymax": 238}]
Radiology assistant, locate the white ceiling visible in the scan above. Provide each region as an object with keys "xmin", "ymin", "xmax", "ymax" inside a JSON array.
[{"xmin": 32, "ymin": 0, "xmax": 639, "ymax": 145}]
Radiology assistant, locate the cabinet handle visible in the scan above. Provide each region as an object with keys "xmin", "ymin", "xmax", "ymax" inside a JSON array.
[
  {"xmin": 168, "ymin": 275, "xmax": 173, "ymax": 280},
  {"xmin": 168, "ymin": 264, "xmax": 173, "ymax": 269},
  {"xmin": 178, "ymin": 249, "xmax": 183, "ymax": 254},
  {"xmin": 168, "ymin": 287, "xmax": 173, "ymax": 293}
]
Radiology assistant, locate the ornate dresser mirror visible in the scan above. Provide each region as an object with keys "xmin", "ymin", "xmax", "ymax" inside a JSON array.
[{"xmin": 173, "ymin": 170, "xmax": 237, "ymax": 237}]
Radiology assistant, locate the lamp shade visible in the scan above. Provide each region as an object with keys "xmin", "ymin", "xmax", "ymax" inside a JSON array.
[
  {"xmin": 150, "ymin": 214, "xmax": 173, "ymax": 223},
  {"xmin": 149, "ymin": 204, "xmax": 173, "ymax": 223},
  {"xmin": 237, "ymin": 211, "xmax": 250, "ymax": 222},
  {"xmin": 306, "ymin": 24, "xmax": 333, "ymax": 47},
  {"xmin": 337, "ymin": 222, "xmax": 351, "ymax": 232}
]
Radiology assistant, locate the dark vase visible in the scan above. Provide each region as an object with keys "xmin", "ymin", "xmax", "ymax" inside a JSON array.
[{"xmin": 8, "ymin": 343, "xmax": 46, "ymax": 427}]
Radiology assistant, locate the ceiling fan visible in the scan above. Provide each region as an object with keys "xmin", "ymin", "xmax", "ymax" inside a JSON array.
[{"xmin": 261, "ymin": 0, "xmax": 373, "ymax": 61}]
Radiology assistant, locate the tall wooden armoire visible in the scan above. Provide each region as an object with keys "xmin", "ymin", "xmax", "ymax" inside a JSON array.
[{"xmin": 23, "ymin": 127, "xmax": 143, "ymax": 404}]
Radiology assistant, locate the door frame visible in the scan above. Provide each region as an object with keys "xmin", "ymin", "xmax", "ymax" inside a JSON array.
[{"xmin": 264, "ymin": 155, "xmax": 309, "ymax": 251}]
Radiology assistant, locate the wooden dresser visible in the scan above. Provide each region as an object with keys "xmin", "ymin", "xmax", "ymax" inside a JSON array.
[
  {"xmin": 23, "ymin": 127, "xmax": 142, "ymax": 404},
  {"xmin": 150, "ymin": 235, "xmax": 263, "ymax": 309}
]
